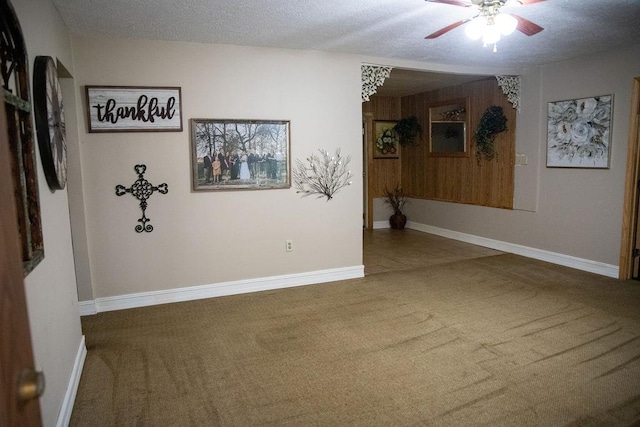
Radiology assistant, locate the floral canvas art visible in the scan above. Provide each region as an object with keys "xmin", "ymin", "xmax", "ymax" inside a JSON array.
[
  {"xmin": 373, "ymin": 121, "xmax": 400, "ymax": 159},
  {"xmin": 547, "ymin": 95, "xmax": 612, "ymax": 168}
]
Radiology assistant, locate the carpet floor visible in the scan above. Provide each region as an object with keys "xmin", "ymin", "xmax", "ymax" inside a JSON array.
[{"xmin": 70, "ymin": 230, "xmax": 640, "ymax": 426}]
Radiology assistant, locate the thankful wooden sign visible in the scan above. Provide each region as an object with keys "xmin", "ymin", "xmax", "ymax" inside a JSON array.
[{"xmin": 86, "ymin": 86, "xmax": 183, "ymax": 133}]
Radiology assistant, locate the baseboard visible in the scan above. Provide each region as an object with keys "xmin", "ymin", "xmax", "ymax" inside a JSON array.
[
  {"xmin": 56, "ymin": 336, "xmax": 86, "ymax": 427},
  {"xmin": 78, "ymin": 300, "xmax": 96, "ymax": 316},
  {"xmin": 373, "ymin": 220, "xmax": 389, "ymax": 229},
  {"xmin": 79, "ymin": 265, "xmax": 364, "ymax": 315},
  {"xmin": 407, "ymin": 221, "xmax": 619, "ymax": 278}
]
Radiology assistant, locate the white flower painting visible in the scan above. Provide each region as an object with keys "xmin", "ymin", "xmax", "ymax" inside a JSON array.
[{"xmin": 547, "ymin": 95, "xmax": 612, "ymax": 168}]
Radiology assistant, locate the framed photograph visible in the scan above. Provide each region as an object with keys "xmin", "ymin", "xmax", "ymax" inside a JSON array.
[
  {"xmin": 86, "ymin": 86, "xmax": 183, "ymax": 132},
  {"xmin": 547, "ymin": 95, "xmax": 613, "ymax": 168},
  {"xmin": 190, "ymin": 119, "xmax": 291, "ymax": 191},
  {"xmin": 373, "ymin": 121, "xmax": 400, "ymax": 159}
]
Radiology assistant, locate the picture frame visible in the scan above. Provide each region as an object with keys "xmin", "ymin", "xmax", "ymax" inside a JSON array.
[
  {"xmin": 190, "ymin": 119, "xmax": 291, "ymax": 192},
  {"xmin": 85, "ymin": 86, "xmax": 183, "ymax": 133},
  {"xmin": 546, "ymin": 94, "xmax": 613, "ymax": 168},
  {"xmin": 373, "ymin": 120, "xmax": 400, "ymax": 159},
  {"xmin": 428, "ymin": 97, "xmax": 470, "ymax": 158}
]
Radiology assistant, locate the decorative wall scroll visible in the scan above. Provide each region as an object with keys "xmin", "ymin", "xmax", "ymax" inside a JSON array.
[
  {"xmin": 546, "ymin": 95, "xmax": 612, "ymax": 168},
  {"xmin": 86, "ymin": 86, "xmax": 182, "ymax": 132},
  {"xmin": 362, "ymin": 65, "xmax": 392, "ymax": 102},
  {"xmin": 495, "ymin": 76, "xmax": 521, "ymax": 112},
  {"xmin": 115, "ymin": 164, "xmax": 168, "ymax": 232}
]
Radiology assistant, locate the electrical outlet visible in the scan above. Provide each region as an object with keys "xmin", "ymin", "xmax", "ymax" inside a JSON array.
[{"xmin": 286, "ymin": 240, "xmax": 293, "ymax": 252}]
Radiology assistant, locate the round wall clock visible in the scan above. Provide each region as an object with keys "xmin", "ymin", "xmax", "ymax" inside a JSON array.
[{"xmin": 33, "ymin": 55, "xmax": 67, "ymax": 190}]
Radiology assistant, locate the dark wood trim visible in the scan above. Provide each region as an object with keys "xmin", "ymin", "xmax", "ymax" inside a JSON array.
[{"xmin": 619, "ymin": 77, "xmax": 640, "ymax": 279}]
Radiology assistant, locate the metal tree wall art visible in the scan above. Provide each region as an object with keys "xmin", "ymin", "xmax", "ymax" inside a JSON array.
[
  {"xmin": 293, "ymin": 149, "xmax": 352, "ymax": 201},
  {"xmin": 115, "ymin": 164, "xmax": 168, "ymax": 232}
]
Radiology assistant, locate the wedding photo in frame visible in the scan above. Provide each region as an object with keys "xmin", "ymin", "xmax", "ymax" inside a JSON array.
[{"xmin": 190, "ymin": 119, "xmax": 291, "ymax": 191}]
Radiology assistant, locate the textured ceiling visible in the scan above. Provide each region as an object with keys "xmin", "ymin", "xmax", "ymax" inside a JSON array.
[{"xmin": 51, "ymin": 0, "xmax": 640, "ymax": 95}]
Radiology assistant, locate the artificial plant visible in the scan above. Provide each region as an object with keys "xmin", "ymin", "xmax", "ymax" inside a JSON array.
[
  {"xmin": 383, "ymin": 184, "xmax": 408, "ymax": 214},
  {"xmin": 475, "ymin": 106, "xmax": 508, "ymax": 163},
  {"xmin": 394, "ymin": 116, "xmax": 422, "ymax": 146}
]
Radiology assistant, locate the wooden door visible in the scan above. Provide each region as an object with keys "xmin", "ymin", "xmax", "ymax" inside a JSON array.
[{"xmin": 0, "ymin": 99, "xmax": 43, "ymax": 425}]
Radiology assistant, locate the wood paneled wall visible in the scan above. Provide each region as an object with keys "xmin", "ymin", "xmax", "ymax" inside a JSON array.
[
  {"xmin": 362, "ymin": 96, "xmax": 402, "ymax": 204},
  {"xmin": 400, "ymin": 78, "xmax": 515, "ymax": 208},
  {"xmin": 362, "ymin": 78, "xmax": 516, "ymax": 221},
  {"xmin": 363, "ymin": 96, "xmax": 406, "ymax": 228}
]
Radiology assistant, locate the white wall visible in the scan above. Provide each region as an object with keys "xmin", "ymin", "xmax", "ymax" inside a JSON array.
[
  {"xmin": 71, "ymin": 37, "xmax": 363, "ymax": 301},
  {"xmin": 11, "ymin": 0, "xmax": 84, "ymax": 425},
  {"xmin": 404, "ymin": 44, "xmax": 640, "ymax": 268}
]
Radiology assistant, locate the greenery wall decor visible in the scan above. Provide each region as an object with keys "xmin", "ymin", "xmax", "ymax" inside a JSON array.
[
  {"xmin": 475, "ymin": 106, "xmax": 507, "ymax": 163},
  {"xmin": 394, "ymin": 116, "xmax": 422, "ymax": 146}
]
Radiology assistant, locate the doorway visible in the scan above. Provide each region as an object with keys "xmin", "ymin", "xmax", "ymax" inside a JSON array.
[{"xmin": 360, "ymin": 67, "xmax": 493, "ymax": 231}]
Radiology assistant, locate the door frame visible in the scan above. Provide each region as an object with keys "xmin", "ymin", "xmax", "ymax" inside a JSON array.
[
  {"xmin": 363, "ymin": 112, "xmax": 374, "ymax": 229},
  {"xmin": 1, "ymin": 96, "xmax": 43, "ymax": 425},
  {"xmin": 619, "ymin": 77, "xmax": 640, "ymax": 279}
]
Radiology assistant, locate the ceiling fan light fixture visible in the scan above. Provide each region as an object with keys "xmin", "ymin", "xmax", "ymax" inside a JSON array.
[
  {"xmin": 424, "ymin": 0, "xmax": 546, "ymax": 52},
  {"xmin": 464, "ymin": 16, "xmax": 487, "ymax": 40},
  {"xmin": 503, "ymin": 0, "xmax": 522, "ymax": 7},
  {"xmin": 482, "ymin": 24, "xmax": 501, "ymax": 45},
  {"xmin": 495, "ymin": 13, "xmax": 518, "ymax": 35}
]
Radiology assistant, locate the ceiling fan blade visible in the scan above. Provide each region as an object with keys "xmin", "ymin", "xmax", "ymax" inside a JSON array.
[
  {"xmin": 425, "ymin": 19, "xmax": 472, "ymax": 39},
  {"xmin": 425, "ymin": 0, "xmax": 473, "ymax": 7},
  {"xmin": 511, "ymin": 14, "xmax": 544, "ymax": 36},
  {"xmin": 515, "ymin": 0, "xmax": 547, "ymax": 5}
]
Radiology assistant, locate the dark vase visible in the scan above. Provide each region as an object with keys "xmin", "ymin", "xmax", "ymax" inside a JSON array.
[{"xmin": 389, "ymin": 211, "xmax": 407, "ymax": 230}]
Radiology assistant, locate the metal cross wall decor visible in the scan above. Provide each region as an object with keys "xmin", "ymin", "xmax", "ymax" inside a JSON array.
[{"xmin": 115, "ymin": 164, "xmax": 168, "ymax": 233}]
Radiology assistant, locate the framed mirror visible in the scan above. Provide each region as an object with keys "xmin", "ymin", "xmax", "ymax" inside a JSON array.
[{"xmin": 428, "ymin": 97, "xmax": 470, "ymax": 157}]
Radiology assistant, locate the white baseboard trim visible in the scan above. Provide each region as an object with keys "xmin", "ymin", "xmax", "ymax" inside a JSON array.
[
  {"xmin": 407, "ymin": 221, "xmax": 619, "ymax": 279},
  {"xmin": 78, "ymin": 300, "xmax": 96, "ymax": 316},
  {"xmin": 79, "ymin": 265, "xmax": 364, "ymax": 315},
  {"xmin": 56, "ymin": 335, "xmax": 86, "ymax": 427},
  {"xmin": 373, "ymin": 220, "xmax": 390, "ymax": 229}
]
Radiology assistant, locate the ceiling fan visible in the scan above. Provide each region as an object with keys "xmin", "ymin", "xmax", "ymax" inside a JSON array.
[{"xmin": 425, "ymin": 0, "xmax": 545, "ymax": 51}]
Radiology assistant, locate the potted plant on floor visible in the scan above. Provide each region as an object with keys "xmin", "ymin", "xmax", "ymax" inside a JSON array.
[{"xmin": 383, "ymin": 184, "xmax": 409, "ymax": 229}]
